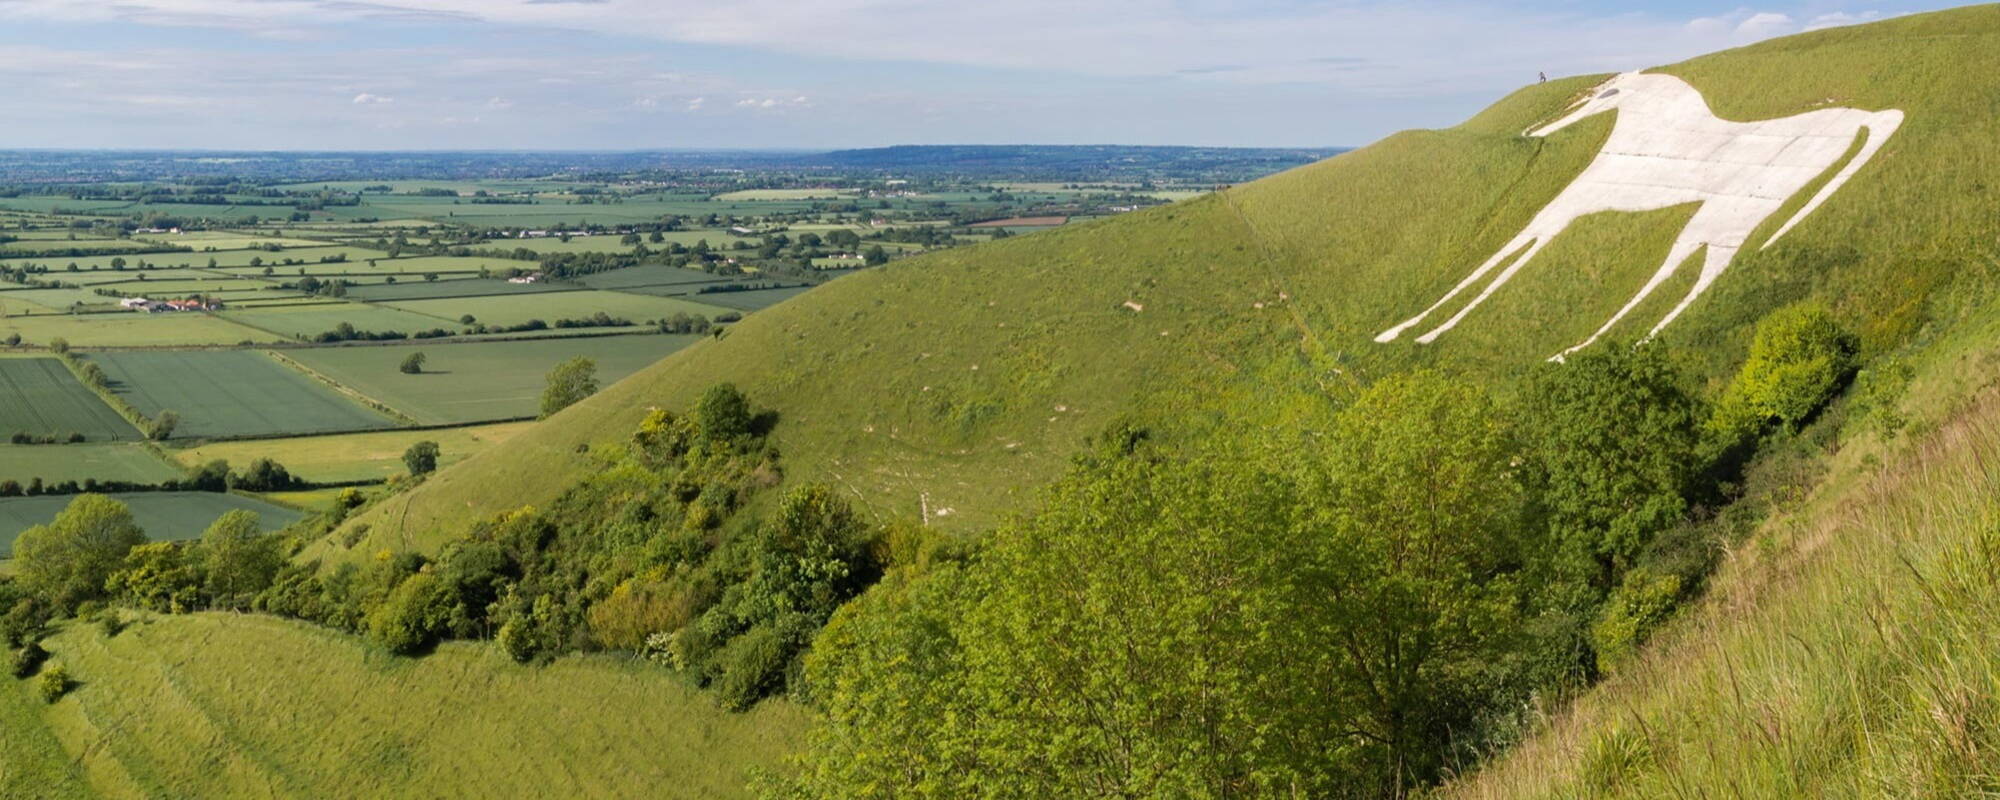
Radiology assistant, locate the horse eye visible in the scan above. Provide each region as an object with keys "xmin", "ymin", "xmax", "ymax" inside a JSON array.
[{"xmin": 1597, "ymin": 89, "xmax": 1620, "ymax": 99}]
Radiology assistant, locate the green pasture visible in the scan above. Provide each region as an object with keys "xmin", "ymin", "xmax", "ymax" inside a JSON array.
[
  {"xmin": 170, "ymin": 421, "xmax": 536, "ymax": 483},
  {"xmin": 282, "ymin": 335, "xmax": 703, "ymax": 424},
  {"xmin": 134, "ymin": 234, "xmax": 334, "ymax": 250},
  {"xmin": 0, "ymin": 443, "xmax": 179, "ymax": 484},
  {"xmin": 713, "ymin": 188, "xmax": 856, "ymax": 201},
  {"xmin": 344, "ymin": 278, "xmax": 573, "ymax": 303},
  {"xmin": 578, "ymin": 264, "xmax": 732, "ymax": 291},
  {"xmin": 680, "ymin": 286, "xmax": 813, "ymax": 311},
  {"xmin": 0, "ymin": 359, "xmax": 140, "ymax": 441},
  {"xmin": 89, "ymin": 350, "xmax": 395, "ymax": 439},
  {"xmin": 0, "ymin": 492, "xmax": 302, "ymax": 556},
  {"xmin": 0, "ymin": 287, "xmax": 116, "ymax": 310},
  {"xmin": 1, "ymin": 613, "xmax": 804, "ymax": 798},
  {"xmin": 0, "ymin": 310, "xmax": 275, "ymax": 347},
  {"xmin": 0, "ymin": 244, "xmax": 383, "ymax": 272},
  {"xmin": 220, "ymin": 303, "xmax": 461, "ymax": 339},
  {"xmin": 0, "ymin": 238, "xmax": 156, "ymax": 254},
  {"xmin": 383, "ymin": 291, "xmax": 733, "ymax": 328}
]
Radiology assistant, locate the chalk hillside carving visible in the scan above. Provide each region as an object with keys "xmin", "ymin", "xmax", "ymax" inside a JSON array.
[{"xmin": 1373, "ymin": 71, "xmax": 1904, "ymax": 358}]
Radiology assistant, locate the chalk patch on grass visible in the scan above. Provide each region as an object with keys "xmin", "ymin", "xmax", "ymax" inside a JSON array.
[{"xmin": 1374, "ymin": 71, "xmax": 1903, "ymax": 359}]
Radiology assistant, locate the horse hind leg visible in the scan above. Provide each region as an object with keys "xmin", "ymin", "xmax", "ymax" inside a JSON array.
[
  {"xmin": 1643, "ymin": 242, "xmax": 1737, "ymax": 340},
  {"xmin": 1414, "ymin": 235, "xmax": 1553, "ymax": 344},
  {"xmin": 1552, "ymin": 238, "xmax": 1707, "ymax": 361},
  {"xmin": 1375, "ymin": 233, "xmax": 1540, "ymax": 343}
]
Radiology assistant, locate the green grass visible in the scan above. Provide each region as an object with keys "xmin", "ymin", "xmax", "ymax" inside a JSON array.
[
  {"xmin": 328, "ymin": 6, "xmax": 2000, "ymax": 565},
  {"xmin": 382, "ymin": 290, "xmax": 735, "ymax": 327},
  {"xmin": 579, "ymin": 264, "xmax": 734, "ymax": 291},
  {"xmin": 0, "ymin": 443, "xmax": 178, "ymax": 484},
  {"xmin": 220, "ymin": 303, "xmax": 462, "ymax": 339},
  {"xmin": 0, "ymin": 358, "xmax": 142, "ymax": 441},
  {"xmin": 89, "ymin": 350, "xmax": 395, "ymax": 439},
  {"xmin": 0, "ymin": 492, "xmax": 302, "ymax": 556},
  {"xmin": 1446, "ymin": 300, "xmax": 2000, "ymax": 798},
  {"xmin": 714, "ymin": 188, "xmax": 856, "ymax": 201},
  {"xmin": 0, "ymin": 312, "xmax": 276, "ymax": 347},
  {"xmin": 3, "ymin": 612, "xmax": 805, "ymax": 798},
  {"xmin": 169, "ymin": 421, "xmax": 537, "ymax": 483},
  {"xmin": 280, "ymin": 335, "xmax": 705, "ymax": 425},
  {"xmin": 0, "ymin": 244, "xmax": 381, "ymax": 272},
  {"xmin": 343, "ymin": 277, "xmax": 576, "ymax": 302},
  {"xmin": 679, "ymin": 286, "xmax": 813, "ymax": 311}
]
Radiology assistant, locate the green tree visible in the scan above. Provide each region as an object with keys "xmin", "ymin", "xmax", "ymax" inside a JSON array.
[
  {"xmin": 11, "ymin": 494, "xmax": 146, "ymax": 611},
  {"xmin": 862, "ymin": 245, "xmax": 888, "ymax": 266},
  {"xmin": 539, "ymin": 356, "xmax": 598, "ymax": 418},
  {"xmin": 1302, "ymin": 370, "xmax": 1527, "ymax": 789},
  {"xmin": 1517, "ymin": 343, "xmax": 1704, "ymax": 591},
  {"xmin": 403, "ymin": 440, "xmax": 440, "ymax": 476},
  {"xmin": 1711, "ymin": 302, "xmax": 1859, "ymax": 440},
  {"xmin": 202, "ymin": 510, "xmax": 282, "ymax": 608},
  {"xmin": 695, "ymin": 382, "xmax": 754, "ymax": 441},
  {"xmin": 786, "ymin": 448, "xmax": 1340, "ymax": 797},
  {"xmin": 149, "ymin": 410, "xmax": 179, "ymax": 441},
  {"xmin": 399, "ymin": 351, "xmax": 427, "ymax": 374}
]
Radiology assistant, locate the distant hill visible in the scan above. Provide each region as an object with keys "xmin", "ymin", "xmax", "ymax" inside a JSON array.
[{"xmin": 791, "ymin": 144, "xmax": 1345, "ymax": 181}]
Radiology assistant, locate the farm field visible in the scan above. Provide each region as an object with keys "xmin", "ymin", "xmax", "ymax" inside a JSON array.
[
  {"xmin": 714, "ymin": 188, "xmax": 855, "ymax": 200},
  {"xmin": 0, "ymin": 358, "xmax": 140, "ymax": 441},
  {"xmin": 343, "ymin": 277, "xmax": 572, "ymax": 302},
  {"xmin": 0, "ymin": 312, "xmax": 275, "ymax": 347},
  {"xmin": 0, "ymin": 491, "xmax": 302, "ymax": 555},
  {"xmin": 383, "ymin": 290, "xmax": 733, "ymax": 327},
  {"xmin": 283, "ymin": 335, "xmax": 703, "ymax": 424},
  {"xmin": 0, "ymin": 287, "xmax": 115, "ymax": 310},
  {"xmin": 679, "ymin": 285, "xmax": 813, "ymax": 311},
  {"xmin": 89, "ymin": 350, "xmax": 395, "ymax": 439},
  {"xmin": 169, "ymin": 421, "xmax": 536, "ymax": 483},
  {"xmin": 2, "ymin": 613, "xmax": 806, "ymax": 798},
  {"xmin": 0, "ymin": 244, "xmax": 377, "ymax": 272},
  {"xmin": 221, "ymin": 303, "xmax": 460, "ymax": 339},
  {"xmin": 0, "ymin": 443, "xmax": 177, "ymax": 484},
  {"xmin": 578, "ymin": 264, "xmax": 732, "ymax": 290}
]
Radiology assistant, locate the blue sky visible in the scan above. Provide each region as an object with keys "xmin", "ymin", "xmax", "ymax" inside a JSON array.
[{"xmin": 0, "ymin": 0, "xmax": 1968, "ymax": 150}]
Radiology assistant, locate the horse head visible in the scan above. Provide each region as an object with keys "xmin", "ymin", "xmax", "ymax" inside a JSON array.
[{"xmin": 1528, "ymin": 72, "xmax": 1645, "ymax": 137}]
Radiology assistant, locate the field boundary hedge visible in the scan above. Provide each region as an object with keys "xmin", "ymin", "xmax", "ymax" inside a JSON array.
[{"xmin": 262, "ymin": 349, "xmax": 420, "ymax": 427}]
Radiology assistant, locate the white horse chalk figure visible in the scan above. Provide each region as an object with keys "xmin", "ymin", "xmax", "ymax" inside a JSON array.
[{"xmin": 1374, "ymin": 71, "xmax": 1903, "ymax": 359}]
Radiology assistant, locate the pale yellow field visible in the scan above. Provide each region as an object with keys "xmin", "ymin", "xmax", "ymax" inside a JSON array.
[{"xmin": 170, "ymin": 421, "xmax": 537, "ymax": 483}]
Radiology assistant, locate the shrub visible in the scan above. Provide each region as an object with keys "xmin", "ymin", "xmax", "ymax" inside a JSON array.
[
  {"xmin": 1711, "ymin": 303, "xmax": 1859, "ymax": 440},
  {"xmin": 366, "ymin": 573, "xmax": 452, "ymax": 655},
  {"xmin": 403, "ymin": 441, "xmax": 440, "ymax": 476},
  {"xmin": 37, "ymin": 663, "xmax": 71, "ymax": 703},
  {"xmin": 711, "ymin": 623, "xmax": 789, "ymax": 711},
  {"xmin": 11, "ymin": 640, "xmax": 48, "ymax": 678},
  {"xmin": 399, "ymin": 351, "xmax": 426, "ymax": 374},
  {"xmin": 1590, "ymin": 568, "xmax": 1684, "ymax": 672}
]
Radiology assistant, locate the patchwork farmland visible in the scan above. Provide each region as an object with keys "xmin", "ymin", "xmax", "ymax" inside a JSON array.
[
  {"xmin": 0, "ymin": 164, "xmax": 1205, "ymax": 566},
  {"xmin": 0, "ymin": 357, "xmax": 139, "ymax": 441}
]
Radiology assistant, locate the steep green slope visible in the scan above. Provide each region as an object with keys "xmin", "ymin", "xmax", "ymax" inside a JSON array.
[
  {"xmin": 1446, "ymin": 296, "xmax": 2000, "ymax": 798},
  {"xmin": 1, "ymin": 612, "xmax": 804, "ymax": 798},
  {"xmin": 324, "ymin": 6, "xmax": 2000, "ymax": 564}
]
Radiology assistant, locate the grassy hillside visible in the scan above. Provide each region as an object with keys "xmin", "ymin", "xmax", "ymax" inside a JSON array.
[
  {"xmin": 1445, "ymin": 292, "xmax": 2000, "ymax": 797},
  {"xmin": 0, "ymin": 612, "xmax": 804, "ymax": 798},
  {"xmin": 326, "ymin": 6, "xmax": 2000, "ymax": 564}
]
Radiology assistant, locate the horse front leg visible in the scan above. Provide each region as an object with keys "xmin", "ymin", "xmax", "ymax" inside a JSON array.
[
  {"xmin": 1375, "ymin": 231, "xmax": 1542, "ymax": 343},
  {"xmin": 1553, "ymin": 237, "xmax": 1708, "ymax": 360}
]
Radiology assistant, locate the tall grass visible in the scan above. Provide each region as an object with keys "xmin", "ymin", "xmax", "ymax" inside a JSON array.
[
  {"xmin": 1445, "ymin": 374, "xmax": 2000, "ymax": 797},
  {"xmin": 7, "ymin": 612, "xmax": 806, "ymax": 797}
]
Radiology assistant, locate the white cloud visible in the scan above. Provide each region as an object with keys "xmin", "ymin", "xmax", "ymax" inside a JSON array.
[
  {"xmin": 1807, "ymin": 11, "xmax": 1882, "ymax": 31},
  {"xmin": 685, "ymin": 96, "xmax": 705, "ymax": 111},
  {"xmin": 352, "ymin": 92, "xmax": 393, "ymax": 104},
  {"xmin": 485, "ymin": 96, "xmax": 514, "ymax": 109},
  {"xmin": 1735, "ymin": 12, "xmax": 1796, "ymax": 38}
]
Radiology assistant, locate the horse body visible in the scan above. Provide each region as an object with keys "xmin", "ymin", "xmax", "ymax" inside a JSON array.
[{"xmin": 1373, "ymin": 72, "xmax": 1903, "ymax": 358}]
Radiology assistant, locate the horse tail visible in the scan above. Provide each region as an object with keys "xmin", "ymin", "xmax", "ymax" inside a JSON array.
[{"xmin": 1763, "ymin": 109, "xmax": 1905, "ymax": 248}]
